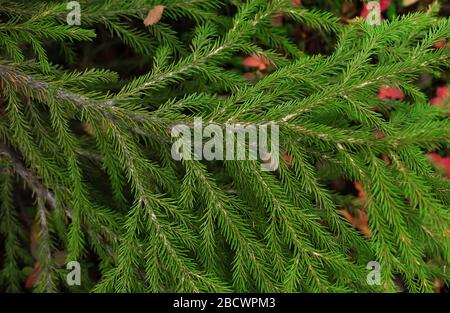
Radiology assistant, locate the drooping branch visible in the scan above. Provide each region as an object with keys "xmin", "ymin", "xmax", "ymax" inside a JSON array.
[
  {"xmin": 0, "ymin": 142, "xmax": 119, "ymax": 262},
  {"xmin": 0, "ymin": 63, "xmax": 118, "ymax": 110},
  {"xmin": 0, "ymin": 63, "xmax": 173, "ymax": 142},
  {"xmin": 0, "ymin": 142, "xmax": 56, "ymax": 210}
]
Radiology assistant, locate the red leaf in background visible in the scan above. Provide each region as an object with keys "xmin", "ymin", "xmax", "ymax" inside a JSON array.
[
  {"xmin": 243, "ymin": 72, "xmax": 256, "ymax": 80},
  {"xmin": 428, "ymin": 152, "xmax": 442, "ymax": 164},
  {"xmin": 445, "ymin": 230, "xmax": 450, "ymax": 238},
  {"xmin": 292, "ymin": 0, "xmax": 302, "ymax": 6},
  {"xmin": 430, "ymin": 86, "xmax": 449, "ymax": 107},
  {"xmin": 243, "ymin": 71, "xmax": 265, "ymax": 80},
  {"xmin": 373, "ymin": 130, "xmax": 384, "ymax": 139},
  {"xmin": 356, "ymin": 210, "xmax": 371, "ymax": 238},
  {"xmin": 25, "ymin": 264, "xmax": 41, "ymax": 289},
  {"xmin": 354, "ymin": 181, "xmax": 367, "ymax": 200},
  {"xmin": 339, "ymin": 209, "xmax": 355, "ymax": 226},
  {"xmin": 439, "ymin": 157, "xmax": 450, "ymax": 172},
  {"xmin": 283, "ymin": 152, "xmax": 292, "ymax": 167},
  {"xmin": 382, "ymin": 154, "xmax": 390, "ymax": 165},
  {"xmin": 360, "ymin": 7, "xmax": 369, "ymax": 18},
  {"xmin": 436, "ymin": 86, "xmax": 449, "ymax": 98},
  {"xmin": 434, "ymin": 39, "xmax": 448, "ymax": 49},
  {"xmin": 430, "ymin": 98, "xmax": 443, "ymax": 106},
  {"xmin": 271, "ymin": 13, "xmax": 284, "ymax": 26},
  {"xmin": 339, "ymin": 209, "xmax": 371, "ymax": 238},
  {"xmin": 379, "ymin": 0, "xmax": 391, "ymax": 11},
  {"xmin": 243, "ymin": 54, "xmax": 269, "ymax": 70},
  {"xmin": 144, "ymin": 5, "xmax": 165, "ymax": 26},
  {"xmin": 378, "ymin": 86, "xmax": 404, "ymax": 100},
  {"xmin": 427, "ymin": 153, "xmax": 450, "ymax": 179}
]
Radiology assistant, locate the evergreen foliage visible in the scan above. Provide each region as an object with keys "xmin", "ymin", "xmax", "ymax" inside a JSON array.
[{"xmin": 0, "ymin": 0, "xmax": 449, "ymax": 292}]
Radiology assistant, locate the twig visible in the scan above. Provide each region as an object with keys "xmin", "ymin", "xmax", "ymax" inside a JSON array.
[
  {"xmin": 0, "ymin": 63, "xmax": 174, "ymax": 142},
  {"xmin": 0, "ymin": 143, "xmax": 119, "ymax": 260},
  {"xmin": 0, "ymin": 143, "xmax": 56, "ymax": 210}
]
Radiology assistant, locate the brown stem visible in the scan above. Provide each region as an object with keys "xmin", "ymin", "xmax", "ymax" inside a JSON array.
[{"xmin": 0, "ymin": 143, "xmax": 56, "ymax": 210}]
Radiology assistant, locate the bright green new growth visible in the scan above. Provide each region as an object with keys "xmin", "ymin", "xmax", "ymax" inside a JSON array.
[{"xmin": 0, "ymin": 0, "xmax": 449, "ymax": 292}]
